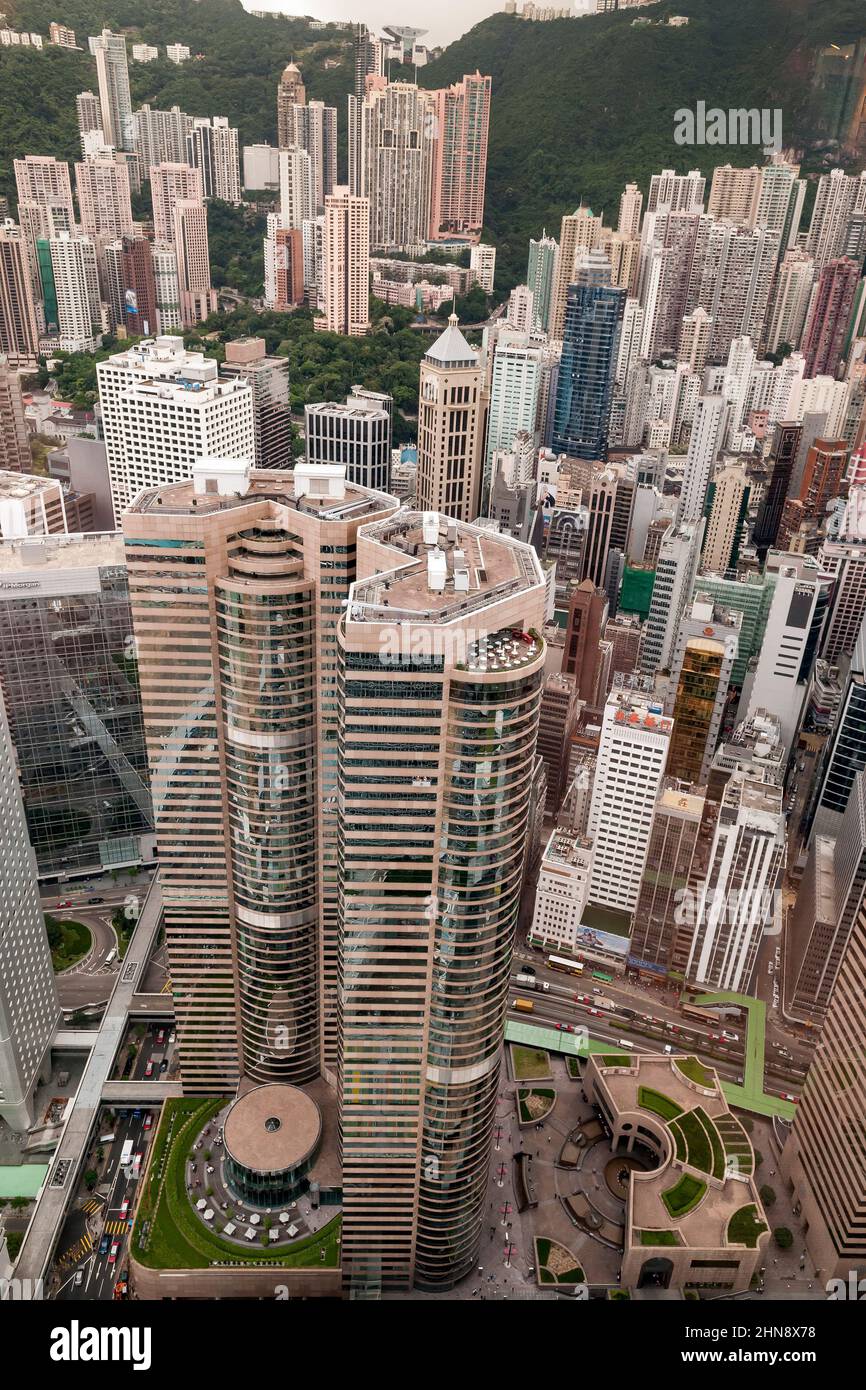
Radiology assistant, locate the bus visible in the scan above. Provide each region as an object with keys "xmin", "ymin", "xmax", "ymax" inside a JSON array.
[
  {"xmin": 592, "ymin": 971, "xmax": 613, "ymax": 983},
  {"xmin": 119, "ymin": 1139, "xmax": 134, "ymax": 1169},
  {"xmin": 547, "ymin": 955, "xmax": 584, "ymax": 977}
]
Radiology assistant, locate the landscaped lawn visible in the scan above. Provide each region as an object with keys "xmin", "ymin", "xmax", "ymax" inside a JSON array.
[
  {"xmin": 637, "ymin": 1087, "xmax": 683, "ymax": 1122},
  {"xmin": 517, "ymin": 1088, "xmax": 556, "ymax": 1123},
  {"xmin": 535, "ymin": 1236, "xmax": 584, "ymax": 1285},
  {"xmin": 132, "ymin": 1098, "xmax": 341, "ymax": 1270},
  {"xmin": 46, "ymin": 916, "xmax": 92, "ymax": 972},
  {"xmin": 727, "ymin": 1203, "xmax": 768, "ymax": 1249},
  {"xmin": 638, "ymin": 1229, "xmax": 681, "ymax": 1246},
  {"xmin": 662, "ymin": 1174, "xmax": 707, "ymax": 1218},
  {"xmin": 675, "ymin": 1056, "xmax": 714, "ymax": 1088},
  {"xmin": 669, "ymin": 1110, "xmax": 713, "ymax": 1174},
  {"xmin": 597, "ymin": 1053, "xmax": 631, "ymax": 1068},
  {"xmin": 511, "ymin": 1045, "xmax": 552, "ymax": 1081}
]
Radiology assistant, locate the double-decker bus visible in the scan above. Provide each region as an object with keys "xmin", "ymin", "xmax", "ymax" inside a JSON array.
[{"xmin": 547, "ymin": 955, "xmax": 585, "ymax": 976}]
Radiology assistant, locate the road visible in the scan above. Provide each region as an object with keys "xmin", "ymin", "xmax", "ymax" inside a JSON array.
[
  {"xmin": 53, "ymin": 1109, "xmax": 155, "ymax": 1303},
  {"xmin": 44, "ymin": 870, "xmax": 156, "ymax": 1011},
  {"xmin": 506, "ymin": 961, "xmax": 810, "ymax": 1095}
]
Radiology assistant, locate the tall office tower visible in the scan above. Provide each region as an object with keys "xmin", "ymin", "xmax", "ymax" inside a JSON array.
[
  {"xmin": 133, "ymin": 105, "xmax": 193, "ymax": 173},
  {"xmin": 688, "ymin": 222, "xmax": 780, "ymax": 360},
  {"xmin": 548, "ymin": 206, "xmax": 603, "ymax": 339},
  {"xmin": 640, "ymin": 519, "xmax": 705, "ymax": 674},
  {"xmin": 49, "ymin": 232, "xmax": 101, "ymax": 353},
  {"xmin": 678, "ymin": 305, "xmax": 712, "ymax": 373},
  {"xmin": 782, "ymin": 891, "xmax": 866, "ymax": 1280},
  {"xmin": 686, "ymin": 769, "xmax": 785, "ymax": 991},
  {"xmin": 278, "ymin": 146, "xmax": 315, "ymax": 231},
  {"xmin": 0, "ymin": 531, "xmax": 153, "ymax": 876},
  {"xmin": 819, "ymin": 494, "xmax": 866, "ymax": 661},
  {"xmin": 305, "ymin": 389, "xmax": 391, "ymax": 492},
  {"xmin": 741, "ymin": 559, "xmax": 831, "ymax": 752},
  {"xmin": 587, "ymin": 683, "xmax": 673, "ymax": 915},
  {"xmin": 221, "ymin": 338, "xmax": 291, "ymax": 471},
  {"xmin": 778, "ymin": 437, "xmax": 849, "ymax": 546},
  {"xmin": 0, "ymin": 221, "xmax": 40, "ymax": 368},
  {"xmin": 427, "ymin": 72, "xmax": 491, "ymax": 241},
  {"xmin": 0, "ymin": 359, "xmax": 31, "ymax": 471},
  {"xmin": 349, "ymin": 82, "xmax": 436, "ymax": 252},
  {"xmin": 353, "ymin": 22, "xmax": 384, "ymax": 97},
  {"xmin": 0, "ymin": 472, "xmax": 71, "ymax": 538},
  {"xmin": 801, "ymin": 257, "xmax": 861, "ymax": 377},
  {"xmin": 647, "ymin": 168, "xmax": 706, "ymax": 215},
  {"xmin": 702, "ymin": 461, "xmax": 750, "ymax": 574},
  {"xmin": 763, "ymin": 250, "xmax": 815, "ymax": 355},
  {"xmin": 603, "ymin": 613, "xmax": 642, "ymax": 687},
  {"xmin": 618, "ymin": 182, "xmax": 643, "ymax": 239},
  {"xmin": 483, "ymin": 329, "xmax": 542, "ymax": 505},
  {"xmin": 123, "ymin": 460, "xmax": 398, "ymax": 1093},
  {"xmin": 677, "ymin": 393, "xmax": 727, "ymax": 522},
  {"xmin": 337, "ymin": 512, "xmax": 545, "ymax": 1292},
  {"xmin": 552, "ymin": 251, "xmax": 625, "ymax": 462},
  {"xmin": 809, "ymin": 613, "xmax": 866, "ymax": 840},
  {"xmin": 151, "ymin": 242, "xmax": 181, "ymax": 332},
  {"xmin": 150, "ymin": 162, "xmax": 204, "ymax": 243},
  {"xmin": 526, "ymin": 232, "xmax": 557, "ymax": 332},
  {"xmin": 787, "ymin": 770, "xmax": 866, "ymax": 1022},
  {"xmin": 563, "ymin": 578, "xmax": 608, "ymax": 703},
  {"xmin": 578, "ymin": 463, "xmax": 634, "ymax": 589},
  {"xmin": 754, "ymin": 422, "xmax": 802, "ymax": 553},
  {"xmin": 0, "ymin": 681, "xmax": 60, "ymax": 1131},
  {"xmin": 263, "ymin": 220, "xmax": 304, "ymax": 310},
  {"xmin": 92, "ymin": 29, "xmax": 134, "ymax": 152},
  {"xmin": 665, "ymin": 596, "xmax": 741, "ymax": 785},
  {"xmin": 186, "ymin": 118, "xmax": 241, "ymax": 205},
  {"xmin": 629, "ymin": 781, "xmax": 707, "ymax": 978},
  {"xmin": 74, "ymin": 156, "xmax": 134, "ymax": 249},
  {"xmin": 807, "ymin": 168, "xmax": 866, "ymax": 273},
  {"xmin": 103, "ymin": 234, "xmax": 158, "ymax": 336},
  {"xmin": 708, "ymin": 164, "xmax": 763, "ymax": 224},
  {"xmin": 174, "ymin": 201, "xmax": 217, "ymax": 328},
  {"xmin": 276, "ymin": 61, "xmax": 307, "ymax": 147},
  {"xmin": 537, "ymin": 672, "xmax": 580, "ymax": 815},
  {"xmin": 317, "ymin": 193, "xmax": 370, "ymax": 337},
  {"xmin": 75, "ymin": 91, "xmax": 103, "ymax": 151},
  {"xmin": 416, "ymin": 314, "xmax": 485, "ymax": 522},
  {"xmin": 278, "ymin": 102, "xmax": 337, "ymax": 213},
  {"xmin": 97, "ymin": 336, "xmax": 254, "ymax": 520}
]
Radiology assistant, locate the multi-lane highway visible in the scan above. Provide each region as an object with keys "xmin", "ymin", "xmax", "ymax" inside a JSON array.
[{"xmin": 43, "ymin": 870, "xmax": 155, "ymax": 1011}]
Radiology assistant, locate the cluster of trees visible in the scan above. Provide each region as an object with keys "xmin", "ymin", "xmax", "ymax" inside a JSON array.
[{"xmin": 206, "ymin": 199, "xmax": 266, "ymax": 298}]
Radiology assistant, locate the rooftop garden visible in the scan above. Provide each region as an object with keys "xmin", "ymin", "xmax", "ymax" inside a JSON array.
[
  {"xmin": 511, "ymin": 1045, "xmax": 552, "ymax": 1081},
  {"xmin": 675, "ymin": 1056, "xmax": 714, "ymax": 1088},
  {"xmin": 727, "ymin": 1204, "xmax": 768, "ymax": 1249},
  {"xmin": 598, "ymin": 1053, "xmax": 631, "ymax": 1069},
  {"xmin": 637, "ymin": 1087, "xmax": 684, "ymax": 1122},
  {"xmin": 535, "ymin": 1237, "xmax": 585, "ymax": 1287},
  {"xmin": 517, "ymin": 1088, "xmax": 556, "ymax": 1124},
  {"xmin": 131, "ymin": 1098, "xmax": 341, "ymax": 1271},
  {"xmin": 668, "ymin": 1108, "xmax": 726, "ymax": 1179},
  {"xmin": 662, "ymin": 1174, "xmax": 707, "ymax": 1219},
  {"xmin": 638, "ymin": 1229, "xmax": 682, "ymax": 1246}
]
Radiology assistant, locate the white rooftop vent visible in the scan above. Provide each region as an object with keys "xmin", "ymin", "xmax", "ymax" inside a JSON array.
[
  {"xmin": 293, "ymin": 463, "xmax": 347, "ymax": 501},
  {"xmin": 422, "ymin": 512, "xmax": 439, "ymax": 546},
  {"xmin": 192, "ymin": 458, "xmax": 252, "ymax": 497},
  {"xmin": 427, "ymin": 547, "xmax": 447, "ymax": 592}
]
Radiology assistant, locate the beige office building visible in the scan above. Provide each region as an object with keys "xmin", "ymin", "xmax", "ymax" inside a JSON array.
[
  {"xmin": 415, "ymin": 314, "xmax": 486, "ymax": 523},
  {"xmin": 338, "ymin": 511, "xmax": 546, "ymax": 1290},
  {"xmin": 317, "ymin": 194, "xmax": 370, "ymax": 337},
  {"xmin": 122, "ymin": 459, "xmax": 398, "ymax": 1093}
]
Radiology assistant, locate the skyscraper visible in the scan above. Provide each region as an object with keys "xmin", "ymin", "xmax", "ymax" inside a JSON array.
[
  {"xmin": 278, "ymin": 146, "xmax": 315, "ymax": 231},
  {"xmin": 763, "ymin": 250, "xmax": 815, "ymax": 354},
  {"xmin": 352, "ymin": 23, "xmax": 384, "ymax": 98},
  {"xmin": 428, "ymin": 73, "xmax": 491, "ymax": 241},
  {"xmin": 677, "ymin": 394, "xmax": 728, "ymax": 523},
  {"xmin": 174, "ymin": 200, "xmax": 218, "ymax": 328},
  {"xmin": 278, "ymin": 100, "xmax": 337, "ymax": 214},
  {"xmin": 349, "ymin": 81, "xmax": 436, "ymax": 253},
  {"xmin": 317, "ymin": 193, "xmax": 370, "ymax": 337},
  {"xmin": 640, "ymin": 518, "xmax": 705, "ymax": 674},
  {"xmin": 276, "ymin": 61, "xmax": 307, "ymax": 147},
  {"xmin": 186, "ymin": 118, "xmax": 242, "ymax": 205},
  {"xmin": 75, "ymin": 156, "xmax": 134, "ymax": 246},
  {"xmin": 97, "ymin": 335, "xmax": 254, "ymax": 520},
  {"xmin": 305, "ymin": 390, "xmax": 391, "ymax": 492},
  {"xmin": 800, "ymin": 256, "xmax": 861, "ymax": 378},
  {"xmin": 483, "ymin": 329, "xmax": 542, "ymax": 507},
  {"xmin": 49, "ymin": 232, "xmax": 101, "ymax": 353},
  {"xmin": 222, "ymin": 338, "xmax": 291, "ymax": 471},
  {"xmin": 806, "ymin": 167, "xmax": 866, "ymax": 273},
  {"xmin": 753, "ymin": 422, "xmax": 802, "ymax": 554},
  {"xmin": 526, "ymin": 232, "xmax": 557, "ymax": 332},
  {"xmin": 92, "ymin": 28, "xmax": 134, "ymax": 152},
  {"xmin": 75, "ymin": 91, "xmax": 103, "ymax": 152},
  {"xmin": 0, "ymin": 221, "xmax": 40, "ymax": 368},
  {"xmin": 0, "ymin": 680, "xmax": 60, "ymax": 1131},
  {"xmin": 0, "ymin": 358, "xmax": 31, "ymax": 472},
  {"xmin": 133, "ymin": 104, "xmax": 193, "ymax": 173},
  {"xmin": 122, "ymin": 460, "xmax": 399, "ymax": 1093},
  {"xmin": 337, "ymin": 509, "xmax": 545, "ymax": 1290},
  {"xmin": 702, "ymin": 461, "xmax": 750, "ymax": 574},
  {"xmin": 552, "ymin": 251, "xmax": 625, "ymax": 462},
  {"xmin": 665, "ymin": 596, "xmax": 741, "ymax": 786},
  {"xmin": 563, "ymin": 577, "xmax": 608, "ymax": 704},
  {"xmin": 103, "ymin": 234, "xmax": 158, "ymax": 336},
  {"xmin": 548, "ymin": 206, "xmax": 603, "ymax": 340},
  {"xmin": 416, "ymin": 314, "xmax": 486, "ymax": 522},
  {"xmin": 628, "ymin": 781, "xmax": 707, "ymax": 980}
]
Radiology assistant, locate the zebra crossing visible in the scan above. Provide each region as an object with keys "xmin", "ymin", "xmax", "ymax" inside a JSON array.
[
  {"xmin": 81, "ymin": 1198, "xmax": 103, "ymax": 1216},
  {"xmin": 103, "ymin": 1219, "xmax": 129, "ymax": 1236}
]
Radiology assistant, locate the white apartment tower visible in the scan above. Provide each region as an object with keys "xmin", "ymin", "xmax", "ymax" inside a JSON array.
[
  {"xmin": 49, "ymin": 232, "xmax": 101, "ymax": 353},
  {"xmin": 186, "ymin": 118, "xmax": 241, "ymax": 205},
  {"xmin": 677, "ymin": 393, "xmax": 728, "ymax": 523},
  {"xmin": 0, "ymin": 682, "xmax": 60, "ymax": 1131},
  {"xmin": 318, "ymin": 194, "xmax": 370, "ymax": 337},
  {"xmin": 92, "ymin": 29, "xmax": 134, "ymax": 152},
  {"xmin": 279, "ymin": 147, "xmax": 316, "ymax": 233},
  {"xmin": 640, "ymin": 518, "xmax": 705, "ymax": 674},
  {"xmin": 349, "ymin": 81, "xmax": 436, "ymax": 253}
]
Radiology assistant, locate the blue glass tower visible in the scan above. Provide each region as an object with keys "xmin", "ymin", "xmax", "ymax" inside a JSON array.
[{"xmin": 552, "ymin": 251, "xmax": 625, "ymax": 462}]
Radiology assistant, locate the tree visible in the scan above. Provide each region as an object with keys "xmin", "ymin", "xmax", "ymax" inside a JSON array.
[
  {"xmin": 753, "ymin": 1150, "xmax": 763, "ymax": 1169},
  {"xmin": 760, "ymin": 1184, "xmax": 776, "ymax": 1208},
  {"xmin": 84, "ymin": 1169, "xmax": 98, "ymax": 1190},
  {"xmin": 44, "ymin": 915, "xmax": 63, "ymax": 952},
  {"xmin": 773, "ymin": 1226, "xmax": 794, "ymax": 1250}
]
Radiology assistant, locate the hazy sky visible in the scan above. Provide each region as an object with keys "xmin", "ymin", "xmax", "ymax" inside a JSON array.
[{"xmin": 240, "ymin": 1, "xmax": 563, "ymax": 49}]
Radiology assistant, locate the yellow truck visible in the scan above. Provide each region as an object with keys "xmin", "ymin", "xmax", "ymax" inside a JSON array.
[{"xmin": 513, "ymin": 997, "xmax": 534, "ymax": 1014}]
